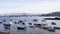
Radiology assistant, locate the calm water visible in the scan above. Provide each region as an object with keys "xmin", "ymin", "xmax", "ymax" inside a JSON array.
[
  {"xmin": 2, "ymin": 27, "xmax": 60, "ymax": 34},
  {"xmin": 0, "ymin": 16, "xmax": 60, "ymax": 34}
]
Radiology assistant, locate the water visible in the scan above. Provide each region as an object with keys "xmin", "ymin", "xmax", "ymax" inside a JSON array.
[
  {"xmin": 0, "ymin": 16, "xmax": 60, "ymax": 34},
  {"xmin": 1, "ymin": 27, "xmax": 60, "ymax": 34}
]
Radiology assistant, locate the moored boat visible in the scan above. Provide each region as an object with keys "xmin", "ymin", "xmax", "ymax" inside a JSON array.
[
  {"xmin": 48, "ymin": 27, "xmax": 55, "ymax": 32},
  {"xmin": 17, "ymin": 25, "xmax": 26, "ymax": 30},
  {"xmin": 54, "ymin": 27, "xmax": 60, "ymax": 29}
]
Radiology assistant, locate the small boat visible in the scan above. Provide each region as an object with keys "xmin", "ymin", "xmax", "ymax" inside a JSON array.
[
  {"xmin": 43, "ymin": 26, "xmax": 55, "ymax": 32},
  {"xmin": 3, "ymin": 23, "xmax": 11, "ymax": 30},
  {"xmin": 17, "ymin": 26, "xmax": 26, "ymax": 30},
  {"xmin": 54, "ymin": 27, "xmax": 60, "ymax": 29},
  {"xmin": 0, "ymin": 22, "xmax": 2, "ymax": 24},
  {"xmin": 17, "ymin": 25, "xmax": 26, "ymax": 30},
  {"xmin": 34, "ymin": 24, "xmax": 41, "ymax": 27},
  {"xmin": 43, "ymin": 26, "xmax": 49, "ymax": 30},
  {"xmin": 48, "ymin": 27, "xmax": 55, "ymax": 32},
  {"xmin": 29, "ymin": 26, "xmax": 34, "ymax": 28}
]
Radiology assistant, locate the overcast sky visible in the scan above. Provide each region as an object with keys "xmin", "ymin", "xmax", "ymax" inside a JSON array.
[{"xmin": 0, "ymin": 0, "xmax": 60, "ymax": 14}]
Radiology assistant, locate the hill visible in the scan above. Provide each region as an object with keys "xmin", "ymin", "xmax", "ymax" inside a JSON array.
[{"xmin": 41, "ymin": 12, "xmax": 60, "ymax": 16}]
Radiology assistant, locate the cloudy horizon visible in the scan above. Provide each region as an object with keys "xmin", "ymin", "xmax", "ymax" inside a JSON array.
[{"xmin": 0, "ymin": 0, "xmax": 60, "ymax": 14}]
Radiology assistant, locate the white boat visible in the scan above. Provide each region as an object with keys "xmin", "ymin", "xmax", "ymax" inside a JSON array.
[{"xmin": 17, "ymin": 24, "xmax": 26, "ymax": 30}]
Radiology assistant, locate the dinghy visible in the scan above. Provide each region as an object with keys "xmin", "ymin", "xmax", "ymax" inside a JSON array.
[
  {"xmin": 17, "ymin": 25, "xmax": 26, "ymax": 30},
  {"xmin": 54, "ymin": 27, "xmax": 60, "ymax": 29}
]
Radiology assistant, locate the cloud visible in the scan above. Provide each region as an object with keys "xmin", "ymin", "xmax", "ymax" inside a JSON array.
[{"xmin": 0, "ymin": 1, "xmax": 60, "ymax": 14}]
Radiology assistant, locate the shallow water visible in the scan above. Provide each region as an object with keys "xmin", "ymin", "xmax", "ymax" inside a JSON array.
[{"xmin": 0, "ymin": 16, "xmax": 60, "ymax": 34}]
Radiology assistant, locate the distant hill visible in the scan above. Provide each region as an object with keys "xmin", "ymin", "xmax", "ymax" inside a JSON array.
[
  {"xmin": 41, "ymin": 12, "xmax": 60, "ymax": 16},
  {"xmin": 0, "ymin": 12, "xmax": 60, "ymax": 17}
]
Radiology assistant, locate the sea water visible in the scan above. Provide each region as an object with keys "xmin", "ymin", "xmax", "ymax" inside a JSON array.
[{"xmin": 0, "ymin": 16, "xmax": 60, "ymax": 34}]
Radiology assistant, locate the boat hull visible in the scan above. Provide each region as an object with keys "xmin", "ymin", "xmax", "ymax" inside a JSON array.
[
  {"xmin": 54, "ymin": 27, "xmax": 60, "ymax": 29},
  {"xmin": 17, "ymin": 27, "xmax": 26, "ymax": 30}
]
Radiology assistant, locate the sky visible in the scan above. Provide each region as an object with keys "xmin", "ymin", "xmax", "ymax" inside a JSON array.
[{"xmin": 0, "ymin": 0, "xmax": 60, "ymax": 14}]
